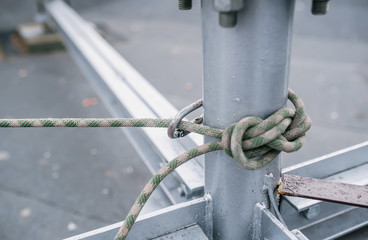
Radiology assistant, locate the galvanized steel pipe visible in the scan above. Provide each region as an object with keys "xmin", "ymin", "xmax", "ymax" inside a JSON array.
[{"xmin": 202, "ymin": 0, "xmax": 296, "ymax": 239}]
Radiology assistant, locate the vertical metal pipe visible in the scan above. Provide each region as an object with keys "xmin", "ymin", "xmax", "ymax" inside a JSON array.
[{"xmin": 202, "ymin": 0, "xmax": 295, "ymax": 239}]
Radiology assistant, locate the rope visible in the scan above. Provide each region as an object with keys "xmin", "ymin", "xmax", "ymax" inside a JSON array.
[{"xmin": 0, "ymin": 89, "xmax": 311, "ymax": 239}]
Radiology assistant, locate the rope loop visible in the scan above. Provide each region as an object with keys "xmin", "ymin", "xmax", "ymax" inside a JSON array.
[{"xmin": 220, "ymin": 89, "xmax": 312, "ymax": 170}]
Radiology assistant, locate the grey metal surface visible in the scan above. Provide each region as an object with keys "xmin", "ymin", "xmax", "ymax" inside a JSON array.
[
  {"xmin": 214, "ymin": 0, "xmax": 243, "ymax": 12},
  {"xmin": 64, "ymin": 195, "xmax": 212, "ymax": 240},
  {"xmin": 280, "ymin": 174, "xmax": 368, "ymax": 208},
  {"xmin": 152, "ymin": 224, "xmax": 208, "ymax": 240},
  {"xmin": 283, "ymin": 141, "xmax": 368, "ymax": 178},
  {"xmin": 291, "ymin": 230, "xmax": 309, "ymax": 240},
  {"xmin": 252, "ymin": 203, "xmax": 299, "ymax": 240},
  {"xmin": 281, "ymin": 195, "xmax": 368, "ymax": 239},
  {"xmin": 284, "ymin": 162, "xmax": 368, "ymax": 211},
  {"xmin": 300, "ymin": 207, "xmax": 368, "ymax": 240},
  {"xmin": 202, "ymin": 0, "xmax": 295, "ymax": 239},
  {"xmin": 45, "ymin": 0, "xmax": 204, "ymax": 201}
]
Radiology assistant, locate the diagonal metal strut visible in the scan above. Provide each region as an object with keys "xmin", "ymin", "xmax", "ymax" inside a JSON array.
[{"xmin": 279, "ymin": 174, "xmax": 368, "ymax": 208}]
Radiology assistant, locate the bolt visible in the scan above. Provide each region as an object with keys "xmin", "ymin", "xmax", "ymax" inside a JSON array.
[
  {"xmin": 219, "ymin": 12, "xmax": 237, "ymax": 28},
  {"xmin": 36, "ymin": 0, "xmax": 46, "ymax": 13},
  {"xmin": 178, "ymin": 0, "xmax": 192, "ymax": 10},
  {"xmin": 302, "ymin": 205, "xmax": 320, "ymax": 220},
  {"xmin": 311, "ymin": 0, "xmax": 329, "ymax": 15}
]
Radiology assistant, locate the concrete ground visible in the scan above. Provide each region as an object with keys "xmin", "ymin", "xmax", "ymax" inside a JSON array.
[{"xmin": 0, "ymin": 0, "xmax": 367, "ymax": 239}]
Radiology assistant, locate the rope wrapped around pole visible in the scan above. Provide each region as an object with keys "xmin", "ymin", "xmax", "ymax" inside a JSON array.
[{"xmin": 0, "ymin": 89, "xmax": 311, "ymax": 239}]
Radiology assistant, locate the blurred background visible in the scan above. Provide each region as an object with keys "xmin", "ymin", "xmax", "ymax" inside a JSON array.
[{"xmin": 0, "ymin": 0, "xmax": 367, "ymax": 239}]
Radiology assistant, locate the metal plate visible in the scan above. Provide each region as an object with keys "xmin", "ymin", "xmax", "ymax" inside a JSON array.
[{"xmin": 280, "ymin": 174, "xmax": 368, "ymax": 208}]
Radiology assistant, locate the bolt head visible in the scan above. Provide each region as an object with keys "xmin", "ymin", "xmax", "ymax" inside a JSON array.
[{"xmin": 219, "ymin": 12, "xmax": 237, "ymax": 28}]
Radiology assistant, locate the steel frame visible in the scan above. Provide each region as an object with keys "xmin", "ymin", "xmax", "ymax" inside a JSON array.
[{"xmin": 42, "ymin": 0, "xmax": 368, "ymax": 239}]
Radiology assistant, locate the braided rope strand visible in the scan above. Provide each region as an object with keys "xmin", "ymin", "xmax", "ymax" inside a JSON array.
[
  {"xmin": 0, "ymin": 89, "xmax": 311, "ymax": 239},
  {"xmin": 115, "ymin": 141, "xmax": 222, "ymax": 239}
]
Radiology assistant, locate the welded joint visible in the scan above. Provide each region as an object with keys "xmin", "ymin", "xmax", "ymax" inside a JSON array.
[
  {"xmin": 291, "ymin": 229, "xmax": 309, "ymax": 240},
  {"xmin": 204, "ymin": 194, "xmax": 214, "ymax": 240},
  {"xmin": 252, "ymin": 203, "xmax": 264, "ymax": 240},
  {"xmin": 213, "ymin": 0, "xmax": 244, "ymax": 28},
  {"xmin": 263, "ymin": 173, "xmax": 287, "ymax": 226},
  {"xmin": 252, "ymin": 203, "xmax": 301, "ymax": 240}
]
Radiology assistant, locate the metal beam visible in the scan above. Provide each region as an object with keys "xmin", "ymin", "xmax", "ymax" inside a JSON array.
[
  {"xmin": 202, "ymin": 0, "xmax": 295, "ymax": 239},
  {"xmin": 283, "ymin": 141, "xmax": 368, "ymax": 179},
  {"xmin": 281, "ymin": 199, "xmax": 368, "ymax": 240},
  {"xmin": 300, "ymin": 207, "xmax": 368, "ymax": 240},
  {"xmin": 151, "ymin": 224, "xmax": 208, "ymax": 240},
  {"xmin": 64, "ymin": 195, "xmax": 212, "ymax": 240},
  {"xmin": 45, "ymin": 0, "xmax": 205, "ymax": 203},
  {"xmin": 252, "ymin": 203, "xmax": 304, "ymax": 240}
]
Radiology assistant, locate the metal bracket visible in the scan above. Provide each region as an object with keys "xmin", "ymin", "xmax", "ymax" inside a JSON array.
[
  {"xmin": 252, "ymin": 203, "xmax": 307, "ymax": 240},
  {"xmin": 167, "ymin": 99, "xmax": 203, "ymax": 139}
]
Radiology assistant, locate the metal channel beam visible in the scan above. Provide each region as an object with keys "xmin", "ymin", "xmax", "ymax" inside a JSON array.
[
  {"xmin": 64, "ymin": 195, "xmax": 212, "ymax": 240},
  {"xmin": 283, "ymin": 141, "xmax": 368, "ymax": 179},
  {"xmin": 252, "ymin": 203, "xmax": 304, "ymax": 240},
  {"xmin": 151, "ymin": 225, "xmax": 208, "ymax": 240},
  {"xmin": 300, "ymin": 207, "xmax": 368, "ymax": 240},
  {"xmin": 45, "ymin": 0, "xmax": 204, "ymax": 202},
  {"xmin": 281, "ymin": 200, "xmax": 368, "ymax": 240}
]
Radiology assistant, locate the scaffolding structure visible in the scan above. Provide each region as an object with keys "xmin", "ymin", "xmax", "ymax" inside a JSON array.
[{"xmin": 5, "ymin": 0, "xmax": 367, "ymax": 239}]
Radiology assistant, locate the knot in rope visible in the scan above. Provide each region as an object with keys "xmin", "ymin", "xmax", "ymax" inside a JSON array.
[{"xmin": 220, "ymin": 89, "xmax": 311, "ymax": 170}]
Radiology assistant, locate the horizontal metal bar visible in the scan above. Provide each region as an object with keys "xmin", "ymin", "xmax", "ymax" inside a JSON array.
[
  {"xmin": 45, "ymin": 0, "xmax": 205, "ymax": 201},
  {"xmin": 279, "ymin": 174, "xmax": 368, "ymax": 208},
  {"xmin": 300, "ymin": 207, "xmax": 368, "ymax": 240},
  {"xmin": 151, "ymin": 224, "xmax": 208, "ymax": 240},
  {"xmin": 64, "ymin": 195, "xmax": 212, "ymax": 240},
  {"xmin": 283, "ymin": 141, "xmax": 368, "ymax": 178},
  {"xmin": 281, "ymin": 196, "xmax": 368, "ymax": 239},
  {"xmin": 283, "ymin": 163, "xmax": 368, "ymax": 212}
]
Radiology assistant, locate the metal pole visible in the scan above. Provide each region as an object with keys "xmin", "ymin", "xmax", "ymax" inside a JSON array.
[{"xmin": 202, "ymin": 0, "xmax": 295, "ymax": 239}]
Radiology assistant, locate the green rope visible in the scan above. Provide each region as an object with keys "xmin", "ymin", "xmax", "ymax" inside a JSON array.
[{"xmin": 0, "ymin": 89, "xmax": 311, "ymax": 239}]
